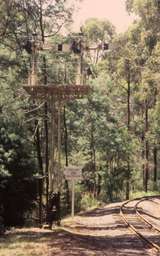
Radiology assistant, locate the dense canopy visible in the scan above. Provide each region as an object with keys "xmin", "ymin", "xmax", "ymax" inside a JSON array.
[{"xmin": 0, "ymin": 0, "xmax": 160, "ymax": 228}]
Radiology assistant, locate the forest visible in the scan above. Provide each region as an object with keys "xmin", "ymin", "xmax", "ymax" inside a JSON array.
[{"xmin": 1, "ymin": 0, "xmax": 160, "ymax": 229}]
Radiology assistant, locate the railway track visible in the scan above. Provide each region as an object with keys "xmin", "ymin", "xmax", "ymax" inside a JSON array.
[{"xmin": 120, "ymin": 196, "xmax": 160, "ymax": 253}]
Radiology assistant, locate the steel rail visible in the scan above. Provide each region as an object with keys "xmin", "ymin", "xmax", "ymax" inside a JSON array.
[
  {"xmin": 120, "ymin": 196, "xmax": 160, "ymax": 252},
  {"xmin": 135, "ymin": 198, "xmax": 160, "ymax": 233}
]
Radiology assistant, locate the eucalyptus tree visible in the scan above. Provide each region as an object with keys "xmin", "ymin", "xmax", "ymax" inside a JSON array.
[
  {"xmin": 103, "ymin": 28, "xmax": 141, "ymax": 198},
  {"xmin": 81, "ymin": 18, "xmax": 115, "ymax": 70},
  {"xmin": 126, "ymin": 0, "xmax": 160, "ymax": 191}
]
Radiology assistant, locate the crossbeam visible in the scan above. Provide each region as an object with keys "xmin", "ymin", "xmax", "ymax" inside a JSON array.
[{"xmin": 23, "ymin": 84, "xmax": 91, "ymax": 100}]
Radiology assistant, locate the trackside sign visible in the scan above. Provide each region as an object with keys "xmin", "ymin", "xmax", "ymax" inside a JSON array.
[{"xmin": 64, "ymin": 166, "xmax": 82, "ymax": 180}]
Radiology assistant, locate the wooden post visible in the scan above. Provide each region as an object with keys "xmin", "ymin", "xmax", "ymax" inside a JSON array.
[
  {"xmin": 64, "ymin": 106, "xmax": 68, "ymax": 166},
  {"xmin": 71, "ymin": 179, "xmax": 75, "ymax": 218},
  {"xmin": 58, "ymin": 102, "xmax": 61, "ymax": 171},
  {"xmin": 57, "ymin": 101, "xmax": 62, "ymax": 190},
  {"xmin": 31, "ymin": 35, "xmax": 38, "ymax": 86}
]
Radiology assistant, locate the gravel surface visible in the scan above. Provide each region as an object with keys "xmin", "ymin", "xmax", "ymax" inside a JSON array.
[
  {"xmin": 1, "ymin": 199, "xmax": 160, "ymax": 256},
  {"xmin": 59, "ymin": 201, "xmax": 159, "ymax": 256}
]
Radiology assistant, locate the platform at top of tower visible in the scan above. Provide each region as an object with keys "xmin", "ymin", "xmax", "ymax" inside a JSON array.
[{"xmin": 23, "ymin": 84, "xmax": 91, "ymax": 100}]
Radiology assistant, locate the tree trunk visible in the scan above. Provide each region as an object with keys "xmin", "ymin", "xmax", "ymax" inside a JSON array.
[
  {"xmin": 42, "ymin": 49, "xmax": 49, "ymax": 209},
  {"xmin": 97, "ymin": 173, "xmax": 102, "ymax": 196},
  {"xmin": 144, "ymin": 102, "xmax": 149, "ymax": 192},
  {"xmin": 63, "ymin": 106, "xmax": 68, "ymax": 167},
  {"xmin": 35, "ymin": 122, "xmax": 43, "ymax": 226},
  {"xmin": 126, "ymin": 60, "xmax": 131, "ymax": 200},
  {"xmin": 126, "ymin": 161, "xmax": 130, "ymax": 200},
  {"xmin": 144, "ymin": 141, "xmax": 149, "ymax": 192},
  {"xmin": 153, "ymin": 147, "xmax": 157, "ymax": 183},
  {"xmin": 63, "ymin": 106, "xmax": 70, "ymax": 211},
  {"xmin": 141, "ymin": 133, "xmax": 145, "ymax": 188},
  {"xmin": 44, "ymin": 102, "xmax": 49, "ymax": 208},
  {"xmin": 90, "ymin": 122, "xmax": 96, "ymax": 196},
  {"xmin": 153, "ymin": 88, "xmax": 158, "ymax": 187},
  {"xmin": 39, "ymin": 0, "xmax": 49, "ymax": 215}
]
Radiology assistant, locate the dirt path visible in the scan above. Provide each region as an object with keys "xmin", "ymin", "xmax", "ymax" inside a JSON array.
[
  {"xmin": 1, "ymin": 201, "xmax": 159, "ymax": 256},
  {"xmin": 58, "ymin": 202, "xmax": 155, "ymax": 256}
]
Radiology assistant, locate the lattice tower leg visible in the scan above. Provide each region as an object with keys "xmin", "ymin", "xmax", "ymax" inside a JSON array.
[
  {"xmin": 76, "ymin": 55, "xmax": 83, "ymax": 85},
  {"xmin": 29, "ymin": 45, "xmax": 38, "ymax": 86},
  {"xmin": 57, "ymin": 101, "xmax": 62, "ymax": 191},
  {"xmin": 48, "ymin": 96, "xmax": 55, "ymax": 193}
]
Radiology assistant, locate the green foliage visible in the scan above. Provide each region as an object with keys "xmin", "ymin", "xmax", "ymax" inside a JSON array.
[
  {"xmin": 0, "ymin": 117, "xmax": 37, "ymax": 226},
  {"xmin": 0, "ymin": 121, "xmax": 34, "ymax": 178},
  {"xmin": 82, "ymin": 18, "xmax": 115, "ymax": 43},
  {"xmin": 80, "ymin": 193, "xmax": 100, "ymax": 211},
  {"xmin": 0, "ymin": 0, "xmax": 79, "ymax": 226},
  {"xmin": 130, "ymin": 190, "xmax": 160, "ymax": 199},
  {"xmin": 63, "ymin": 0, "xmax": 160, "ymax": 200},
  {"xmin": 1, "ymin": 0, "xmax": 160, "ymax": 227}
]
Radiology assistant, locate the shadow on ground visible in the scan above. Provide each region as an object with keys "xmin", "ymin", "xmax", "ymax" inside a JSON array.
[
  {"xmin": 48, "ymin": 229, "xmax": 154, "ymax": 256},
  {"xmin": 78, "ymin": 205, "xmax": 120, "ymax": 217},
  {"xmin": 1, "ymin": 202, "xmax": 159, "ymax": 256},
  {"xmin": 1, "ymin": 227, "xmax": 158, "ymax": 256}
]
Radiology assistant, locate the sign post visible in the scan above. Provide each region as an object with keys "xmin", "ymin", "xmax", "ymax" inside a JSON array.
[
  {"xmin": 64, "ymin": 166, "xmax": 82, "ymax": 218},
  {"xmin": 71, "ymin": 180, "xmax": 75, "ymax": 218}
]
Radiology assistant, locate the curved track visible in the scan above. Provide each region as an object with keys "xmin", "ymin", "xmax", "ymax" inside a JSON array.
[{"xmin": 120, "ymin": 196, "xmax": 160, "ymax": 253}]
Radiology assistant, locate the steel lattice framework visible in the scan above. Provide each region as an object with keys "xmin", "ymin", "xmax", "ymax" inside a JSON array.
[
  {"xmin": 23, "ymin": 35, "xmax": 92, "ymax": 216},
  {"xmin": 23, "ymin": 84, "xmax": 91, "ymax": 101}
]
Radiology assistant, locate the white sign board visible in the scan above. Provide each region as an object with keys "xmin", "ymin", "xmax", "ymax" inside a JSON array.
[
  {"xmin": 64, "ymin": 166, "xmax": 82, "ymax": 180},
  {"xmin": 64, "ymin": 166, "xmax": 83, "ymax": 218}
]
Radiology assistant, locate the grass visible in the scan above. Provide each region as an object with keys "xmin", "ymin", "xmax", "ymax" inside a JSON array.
[
  {"xmin": 130, "ymin": 190, "xmax": 160, "ymax": 199},
  {"xmin": 0, "ymin": 228, "xmax": 52, "ymax": 256},
  {"xmin": 0, "ymin": 226, "xmax": 98, "ymax": 256},
  {"xmin": 80, "ymin": 193, "xmax": 100, "ymax": 211}
]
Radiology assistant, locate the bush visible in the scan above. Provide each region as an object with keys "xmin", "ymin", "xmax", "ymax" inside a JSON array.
[
  {"xmin": 1, "ymin": 177, "xmax": 37, "ymax": 226},
  {"xmin": 80, "ymin": 193, "xmax": 100, "ymax": 211},
  {"xmin": 0, "ymin": 119, "xmax": 37, "ymax": 227}
]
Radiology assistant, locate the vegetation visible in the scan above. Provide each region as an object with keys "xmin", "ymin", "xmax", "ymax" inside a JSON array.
[
  {"xmin": 0, "ymin": 0, "xmax": 160, "ymax": 230},
  {"xmin": 0, "ymin": 228, "xmax": 51, "ymax": 256}
]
